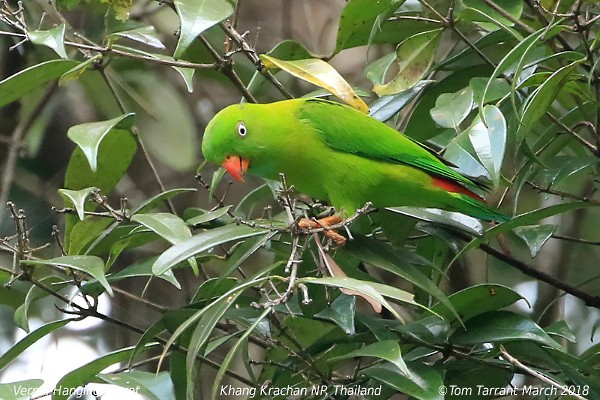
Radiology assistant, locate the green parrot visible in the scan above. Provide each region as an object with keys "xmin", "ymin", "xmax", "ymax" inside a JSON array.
[{"xmin": 202, "ymin": 98, "xmax": 508, "ymax": 232}]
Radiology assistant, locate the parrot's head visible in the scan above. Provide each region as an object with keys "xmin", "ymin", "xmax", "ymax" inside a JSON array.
[{"xmin": 202, "ymin": 103, "xmax": 260, "ymax": 182}]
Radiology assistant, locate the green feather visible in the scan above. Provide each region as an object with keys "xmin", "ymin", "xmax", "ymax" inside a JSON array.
[{"xmin": 202, "ymin": 99, "xmax": 508, "ymax": 222}]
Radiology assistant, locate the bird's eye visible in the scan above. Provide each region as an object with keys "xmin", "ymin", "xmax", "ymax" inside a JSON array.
[{"xmin": 237, "ymin": 122, "xmax": 247, "ymax": 137}]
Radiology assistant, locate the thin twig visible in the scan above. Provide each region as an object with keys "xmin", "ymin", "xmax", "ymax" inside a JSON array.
[{"xmin": 500, "ymin": 346, "xmax": 589, "ymax": 400}]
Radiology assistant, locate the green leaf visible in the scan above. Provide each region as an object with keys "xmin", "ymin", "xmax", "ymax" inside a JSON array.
[
  {"xmin": 545, "ymin": 320, "xmax": 576, "ymax": 343},
  {"xmin": 186, "ymin": 206, "xmax": 232, "ymax": 226},
  {"xmin": 210, "ymin": 312, "xmax": 271, "ymax": 400},
  {"xmin": 444, "ymin": 359, "xmax": 513, "ymax": 400},
  {"xmin": 0, "ymin": 59, "xmax": 77, "ymax": 108},
  {"xmin": 99, "ymin": 371, "xmax": 174, "ymax": 400},
  {"xmin": 362, "ymin": 361, "xmax": 443, "ymax": 400},
  {"xmin": 461, "ymin": 0, "xmax": 523, "ymax": 38},
  {"xmin": 59, "ymin": 54, "xmax": 102, "ymax": 85},
  {"xmin": 0, "ymin": 320, "xmax": 71, "ymax": 371},
  {"xmin": 467, "ymin": 105, "xmax": 506, "ymax": 186},
  {"xmin": 330, "ymin": 340, "xmax": 410, "ymax": 377},
  {"xmin": 450, "ymin": 201, "xmax": 600, "ymax": 264},
  {"xmin": 470, "ymin": 77, "xmax": 511, "ymax": 105},
  {"xmin": 374, "ymin": 29, "xmax": 442, "ymax": 96},
  {"xmin": 444, "ymin": 128, "xmax": 491, "ymax": 181},
  {"xmin": 369, "ymin": 80, "xmax": 434, "ymax": 122},
  {"xmin": 152, "ymin": 224, "xmax": 270, "ymax": 275},
  {"xmin": 366, "ymin": 52, "xmax": 397, "ymax": 84},
  {"xmin": 335, "ymin": 0, "xmax": 397, "ymax": 53},
  {"xmin": 132, "ymin": 188, "xmax": 197, "ymax": 214},
  {"xmin": 428, "ymin": 284, "xmax": 526, "ymax": 324},
  {"xmin": 84, "ymin": 258, "xmax": 180, "ymax": 295},
  {"xmin": 451, "ymin": 311, "xmax": 562, "ymax": 349},
  {"xmin": 58, "ymin": 187, "xmax": 96, "ymax": 221},
  {"xmin": 21, "ymin": 256, "xmax": 113, "ymax": 296},
  {"xmin": 430, "ymin": 87, "xmax": 474, "ymax": 130},
  {"xmin": 335, "ymin": 1, "xmax": 438, "ymax": 52},
  {"xmin": 386, "ymin": 207, "xmax": 484, "ymax": 237},
  {"xmin": 187, "ymin": 297, "xmax": 238, "ymax": 397},
  {"xmin": 540, "ymin": 156, "xmax": 595, "ymax": 187},
  {"xmin": 218, "ymin": 232, "xmax": 276, "ymax": 280},
  {"xmin": 518, "ymin": 60, "xmax": 583, "ymax": 138},
  {"xmin": 342, "ymin": 235, "xmax": 458, "ymax": 321},
  {"xmin": 67, "ymin": 217, "xmax": 113, "ymax": 255},
  {"xmin": 315, "ymin": 294, "xmax": 356, "ymax": 335},
  {"xmin": 478, "ymin": 24, "xmax": 565, "ymax": 118},
  {"xmin": 246, "ymin": 39, "xmax": 312, "ymax": 96},
  {"xmin": 260, "ymin": 55, "xmax": 369, "ymax": 112},
  {"xmin": 111, "ymin": 0, "xmax": 133, "ymax": 21},
  {"xmin": 53, "ymin": 343, "xmax": 160, "ymax": 400},
  {"xmin": 111, "ymin": 44, "xmax": 196, "ymax": 93},
  {"xmin": 299, "ymin": 276, "xmax": 424, "ymax": 321},
  {"xmin": 0, "ymin": 380, "xmax": 44, "ymax": 400},
  {"xmin": 513, "ymin": 224, "xmax": 557, "ymax": 257},
  {"xmin": 131, "ymin": 213, "xmax": 192, "ymax": 245},
  {"xmin": 108, "ymin": 26, "xmax": 166, "ymax": 49},
  {"xmin": 67, "ymin": 113, "xmax": 135, "ymax": 172},
  {"xmin": 14, "ymin": 276, "xmax": 66, "ymax": 332},
  {"xmin": 27, "ymin": 23, "xmax": 68, "ymax": 59},
  {"xmin": 173, "ymin": 0, "xmax": 234, "ymax": 59}
]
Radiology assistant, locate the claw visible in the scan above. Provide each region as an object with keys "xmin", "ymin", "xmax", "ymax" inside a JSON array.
[{"xmin": 298, "ymin": 215, "xmax": 346, "ymax": 246}]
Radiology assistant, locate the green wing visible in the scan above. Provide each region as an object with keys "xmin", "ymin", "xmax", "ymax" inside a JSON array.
[{"xmin": 299, "ymin": 99, "xmax": 488, "ymax": 191}]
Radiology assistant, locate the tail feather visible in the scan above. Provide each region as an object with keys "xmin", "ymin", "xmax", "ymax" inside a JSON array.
[{"xmin": 454, "ymin": 194, "xmax": 510, "ymax": 222}]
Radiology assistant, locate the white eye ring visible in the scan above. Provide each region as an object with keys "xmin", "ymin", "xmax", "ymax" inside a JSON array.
[{"xmin": 237, "ymin": 122, "xmax": 247, "ymax": 137}]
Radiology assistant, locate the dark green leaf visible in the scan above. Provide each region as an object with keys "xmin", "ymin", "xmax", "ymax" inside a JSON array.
[
  {"xmin": 315, "ymin": 294, "xmax": 356, "ymax": 335},
  {"xmin": 362, "ymin": 361, "xmax": 443, "ymax": 400},
  {"xmin": 428, "ymin": 284, "xmax": 526, "ymax": 324},
  {"xmin": 444, "ymin": 359, "xmax": 513, "ymax": 399},
  {"xmin": 451, "ymin": 311, "xmax": 562, "ymax": 349},
  {"xmin": 299, "ymin": 276, "xmax": 422, "ymax": 321},
  {"xmin": 342, "ymin": 235, "xmax": 458, "ymax": 320},
  {"xmin": 331, "ymin": 340, "xmax": 409, "ymax": 377},
  {"xmin": 545, "ymin": 320, "xmax": 576, "ymax": 343}
]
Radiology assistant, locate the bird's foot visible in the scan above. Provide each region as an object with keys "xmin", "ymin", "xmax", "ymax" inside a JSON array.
[{"xmin": 298, "ymin": 215, "xmax": 345, "ymax": 246}]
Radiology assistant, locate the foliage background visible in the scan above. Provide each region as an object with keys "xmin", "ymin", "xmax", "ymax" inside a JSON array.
[{"xmin": 0, "ymin": 0, "xmax": 600, "ymax": 399}]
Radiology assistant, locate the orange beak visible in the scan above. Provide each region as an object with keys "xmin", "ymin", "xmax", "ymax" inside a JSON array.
[{"xmin": 222, "ymin": 155, "xmax": 249, "ymax": 182}]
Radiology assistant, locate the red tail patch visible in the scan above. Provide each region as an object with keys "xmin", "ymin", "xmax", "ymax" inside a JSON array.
[{"xmin": 432, "ymin": 177, "xmax": 485, "ymax": 203}]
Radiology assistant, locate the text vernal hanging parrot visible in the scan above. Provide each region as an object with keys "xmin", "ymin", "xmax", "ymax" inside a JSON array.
[{"xmin": 201, "ymin": 99, "xmax": 508, "ymax": 225}]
